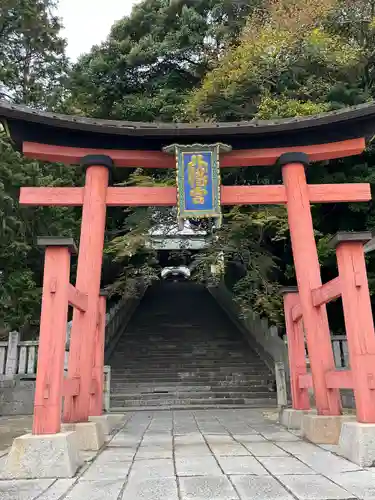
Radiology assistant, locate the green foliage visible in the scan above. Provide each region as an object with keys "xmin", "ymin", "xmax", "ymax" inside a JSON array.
[
  {"xmin": 255, "ymin": 94, "xmax": 330, "ymax": 119},
  {"xmin": 104, "ymin": 206, "xmax": 167, "ymax": 299},
  {"xmin": 0, "ymin": 0, "xmax": 69, "ymax": 107},
  {"xmin": 192, "ymin": 205, "xmax": 288, "ymax": 325},
  {"xmin": 0, "ymin": 0, "xmax": 78, "ymax": 332},
  {"xmin": 0, "ymin": 134, "xmax": 80, "ymax": 332},
  {"xmin": 64, "ymin": 0, "xmax": 266, "ymax": 307},
  {"xmin": 184, "ymin": 0, "xmax": 363, "ymax": 121},
  {"xmin": 183, "ymin": 0, "xmax": 375, "ymax": 324},
  {"xmin": 68, "ymin": 0, "xmax": 375, "ymax": 326},
  {"xmin": 66, "ymin": 0, "xmax": 260, "ymax": 120}
]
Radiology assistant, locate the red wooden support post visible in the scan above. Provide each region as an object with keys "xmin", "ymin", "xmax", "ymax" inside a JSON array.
[
  {"xmin": 64, "ymin": 155, "xmax": 112, "ymax": 423},
  {"xmin": 332, "ymin": 232, "xmax": 375, "ymax": 423},
  {"xmin": 282, "ymin": 287, "xmax": 311, "ymax": 411},
  {"xmin": 280, "ymin": 153, "xmax": 342, "ymax": 416},
  {"xmin": 90, "ymin": 291, "xmax": 107, "ymax": 416},
  {"xmin": 33, "ymin": 237, "xmax": 77, "ymax": 435}
]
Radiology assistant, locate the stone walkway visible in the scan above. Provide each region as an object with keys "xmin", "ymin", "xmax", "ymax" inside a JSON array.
[
  {"xmin": 0, "ymin": 415, "xmax": 32, "ymax": 453},
  {"xmin": 1, "ymin": 409, "xmax": 375, "ymax": 499}
]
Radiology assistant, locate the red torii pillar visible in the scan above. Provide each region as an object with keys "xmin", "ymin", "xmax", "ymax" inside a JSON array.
[
  {"xmin": 280, "ymin": 153, "xmax": 342, "ymax": 416},
  {"xmin": 63, "ymin": 155, "xmax": 112, "ymax": 424},
  {"xmin": 334, "ymin": 233, "xmax": 375, "ymax": 423},
  {"xmin": 33, "ymin": 238, "xmax": 76, "ymax": 434},
  {"xmin": 90, "ymin": 291, "xmax": 107, "ymax": 417},
  {"xmin": 282, "ymin": 286, "xmax": 311, "ymax": 412}
]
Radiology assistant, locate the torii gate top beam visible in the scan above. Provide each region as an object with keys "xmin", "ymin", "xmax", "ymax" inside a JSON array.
[
  {"xmin": 0, "ymin": 100, "xmax": 374, "ymax": 166},
  {"xmin": 20, "ymin": 139, "xmax": 365, "ymax": 168}
]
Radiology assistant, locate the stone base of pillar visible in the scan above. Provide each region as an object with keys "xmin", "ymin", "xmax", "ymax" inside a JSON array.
[
  {"xmin": 279, "ymin": 408, "xmax": 316, "ymax": 430},
  {"xmin": 1, "ymin": 432, "xmax": 82, "ymax": 479},
  {"xmin": 89, "ymin": 414, "xmax": 125, "ymax": 436},
  {"xmin": 61, "ymin": 422, "xmax": 104, "ymax": 451},
  {"xmin": 302, "ymin": 414, "xmax": 355, "ymax": 444},
  {"xmin": 339, "ymin": 421, "xmax": 375, "ymax": 467}
]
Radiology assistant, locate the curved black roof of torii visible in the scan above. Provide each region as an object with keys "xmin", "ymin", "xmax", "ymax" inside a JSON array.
[{"xmin": 1, "ymin": 100, "xmax": 375, "ymax": 151}]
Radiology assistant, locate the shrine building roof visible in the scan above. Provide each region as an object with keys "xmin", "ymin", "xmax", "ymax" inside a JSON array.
[{"xmin": 1, "ymin": 100, "xmax": 375, "ymax": 152}]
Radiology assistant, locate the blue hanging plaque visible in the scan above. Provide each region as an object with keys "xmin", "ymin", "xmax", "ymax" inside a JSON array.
[{"xmin": 163, "ymin": 143, "xmax": 231, "ymax": 225}]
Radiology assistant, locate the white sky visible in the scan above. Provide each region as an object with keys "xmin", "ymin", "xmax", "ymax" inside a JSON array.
[{"xmin": 58, "ymin": 0, "xmax": 140, "ymax": 60}]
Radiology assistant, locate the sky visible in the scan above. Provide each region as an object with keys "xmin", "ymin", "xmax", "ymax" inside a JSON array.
[{"xmin": 58, "ymin": 0, "xmax": 140, "ymax": 60}]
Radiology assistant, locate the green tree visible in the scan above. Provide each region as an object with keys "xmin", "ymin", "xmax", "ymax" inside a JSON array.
[
  {"xmin": 66, "ymin": 0, "xmax": 262, "ymax": 120},
  {"xmin": 0, "ymin": 0, "xmax": 78, "ymax": 333},
  {"xmin": 184, "ymin": 0, "xmax": 375, "ymax": 327},
  {"xmin": 65, "ymin": 0, "xmax": 269, "ymax": 308},
  {"xmin": 72, "ymin": 0, "xmax": 368, "ymax": 324},
  {"xmin": 0, "ymin": 133, "xmax": 80, "ymax": 333},
  {"xmin": 185, "ymin": 0, "xmax": 363, "ymax": 121},
  {"xmin": 0, "ymin": 0, "xmax": 69, "ymax": 107}
]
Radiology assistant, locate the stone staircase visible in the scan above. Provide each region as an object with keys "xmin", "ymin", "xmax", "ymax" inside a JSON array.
[{"xmin": 108, "ymin": 281, "xmax": 277, "ymax": 410}]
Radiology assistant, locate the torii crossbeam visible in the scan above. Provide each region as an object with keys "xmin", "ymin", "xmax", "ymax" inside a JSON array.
[{"xmin": 19, "ymin": 139, "xmax": 371, "ymax": 207}]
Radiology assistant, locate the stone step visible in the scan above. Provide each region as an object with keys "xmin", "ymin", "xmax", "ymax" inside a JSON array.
[
  {"xmin": 116, "ymin": 337, "xmax": 248, "ymax": 341},
  {"xmin": 112, "ymin": 348, "xmax": 260, "ymax": 352},
  {"xmin": 111, "ymin": 373, "xmax": 273, "ymax": 386},
  {"xmin": 110, "ymin": 384, "xmax": 271, "ymax": 392},
  {"xmin": 111, "ymin": 365, "xmax": 269, "ymax": 371},
  {"xmin": 111, "ymin": 351, "xmax": 262, "ymax": 357},
  {"xmin": 112, "ymin": 368, "xmax": 271, "ymax": 374},
  {"xmin": 111, "ymin": 371, "xmax": 269, "ymax": 377},
  {"xmin": 112, "ymin": 366, "xmax": 266, "ymax": 372},
  {"xmin": 111, "ymin": 360, "xmax": 264, "ymax": 367},
  {"xmin": 111, "ymin": 390, "xmax": 272, "ymax": 396},
  {"xmin": 116, "ymin": 344, "xmax": 249, "ymax": 349},
  {"xmin": 115, "ymin": 341, "xmax": 251, "ymax": 346},
  {"xmin": 110, "ymin": 381, "xmax": 275, "ymax": 390},
  {"xmin": 106, "ymin": 282, "xmax": 276, "ymax": 409},
  {"xmin": 116, "ymin": 337, "xmax": 249, "ymax": 341},
  {"xmin": 109, "ymin": 401, "xmax": 276, "ymax": 412},
  {"xmin": 111, "ymin": 385, "xmax": 271, "ymax": 395},
  {"xmin": 113, "ymin": 353, "xmax": 264, "ymax": 366},
  {"xmin": 111, "ymin": 391, "xmax": 275, "ymax": 400},
  {"xmin": 111, "ymin": 354, "xmax": 264, "ymax": 359},
  {"xmin": 111, "ymin": 378, "xmax": 272, "ymax": 386},
  {"xmin": 113, "ymin": 339, "xmax": 256, "ymax": 344},
  {"xmin": 111, "ymin": 373, "xmax": 271, "ymax": 379},
  {"xmin": 111, "ymin": 360, "xmax": 266, "ymax": 366},
  {"xmin": 111, "ymin": 372, "xmax": 270, "ymax": 380},
  {"xmin": 110, "ymin": 396, "xmax": 276, "ymax": 407}
]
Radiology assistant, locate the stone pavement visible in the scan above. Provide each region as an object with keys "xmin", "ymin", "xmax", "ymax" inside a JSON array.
[
  {"xmin": 0, "ymin": 415, "xmax": 32, "ymax": 453},
  {"xmin": 1, "ymin": 409, "xmax": 375, "ymax": 500}
]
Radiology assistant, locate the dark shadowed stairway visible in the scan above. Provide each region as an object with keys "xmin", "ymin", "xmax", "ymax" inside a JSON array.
[{"xmin": 108, "ymin": 281, "xmax": 276, "ymax": 410}]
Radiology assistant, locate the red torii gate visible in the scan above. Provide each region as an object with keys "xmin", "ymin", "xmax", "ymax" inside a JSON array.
[
  {"xmin": 1, "ymin": 101, "xmax": 375, "ymax": 441},
  {"xmin": 21, "ymin": 140, "xmax": 372, "ymax": 429}
]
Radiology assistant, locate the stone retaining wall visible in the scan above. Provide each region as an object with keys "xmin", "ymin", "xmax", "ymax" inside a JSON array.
[{"xmin": 0, "ymin": 379, "xmax": 35, "ymax": 415}]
